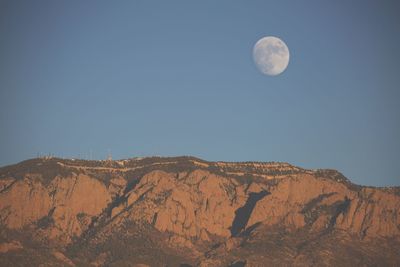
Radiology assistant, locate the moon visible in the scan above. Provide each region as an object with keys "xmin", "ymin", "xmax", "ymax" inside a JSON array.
[{"xmin": 253, "ymin": 36, "xmax": 290, "ymax": 76}]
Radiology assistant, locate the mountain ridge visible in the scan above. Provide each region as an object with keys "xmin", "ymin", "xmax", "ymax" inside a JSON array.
[{"xmin": 0, "ymin": 156, "xmax": 399, "ymax": 266}]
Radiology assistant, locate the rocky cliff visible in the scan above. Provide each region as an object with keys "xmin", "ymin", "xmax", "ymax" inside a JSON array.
[{"xmin": 0, "ymin": 156, "xmax": 399, "ymax": 266}]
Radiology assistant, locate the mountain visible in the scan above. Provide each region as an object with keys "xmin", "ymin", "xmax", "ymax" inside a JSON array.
[{"xmin": 0, "ymin": 156, "xmax": 399, "ymax": 266}]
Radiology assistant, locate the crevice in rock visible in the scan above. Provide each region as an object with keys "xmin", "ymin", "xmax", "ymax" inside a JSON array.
[
  {"xmin": 36, "ymin": 207, "xmax": 56, "ymax": 229},
  {"xmin": 301, "ymin": 193, "xmax": 336, "ymax": 214},
  {"xmin": 230, "ymin": 190, "xmax": 269, "ymax": 237},
  {"xmin": 328, "ymin": 197, "xmax": 351, "ymax": 228},
  {"xmin": 106, "ymin": 194, "xmax": 128, "ymax": 217},
  {"xmin": 240, "ymin": 222, "xmax": 261, "ymax": 237},
  {"xmin": 316, "ymin": 197, "xmax": 352, "ymax": 237},
  {"xmin": 302, "ymin": 193, "xmax": 337, "ymax": 225},
  {"xmin": 0, "ymin": 179, "xmax": 17, "ymax": 194},
  {"xmin": 123, "ymin": 177, "xmax": 141, "ymax": 195},
  {"xmin": 151, "ymin": 212, "xmax": 158, "ymax": 226}
]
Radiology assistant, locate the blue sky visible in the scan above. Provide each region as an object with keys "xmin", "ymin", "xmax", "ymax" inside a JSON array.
[{"xmin": 1, "ymin": 1, "xmax": 399, "ymax": 186}]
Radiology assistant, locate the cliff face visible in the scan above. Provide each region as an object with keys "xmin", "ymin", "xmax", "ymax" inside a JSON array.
[{"xmin": 0, "ymin": 157, "xmax": 399, "ymax": 266}]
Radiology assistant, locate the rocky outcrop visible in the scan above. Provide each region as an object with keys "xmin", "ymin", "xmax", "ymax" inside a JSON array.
[
  {"xmin": 0, "ymin": 172, "xmax": 112, "ymax": 243},
  {"xmin": 0, "ymin": 175, "xmax": 52, "ymax": 229},
  {"xmin": 46, "ymin": 174, "xmax": 112, "ymax": 242},
  {"xmin": 0, "ymin": 156, "xmax": 399, "ymax": 266},
  {"xmin": 245, "ymin": 174, "xmax": 400, "ymax": 238},
  {"xmin": 335, "ymin": 188, "xmax": 400, "ymax": 237},
  {"xmin": 110, "ymin": 170, "xmax": 248, "ymax": 243}
]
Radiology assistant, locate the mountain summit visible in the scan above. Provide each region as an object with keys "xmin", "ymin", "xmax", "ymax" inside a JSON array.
[{"xmin": 0, "ymin": 156, "xmax": 399, "ymax": 266}]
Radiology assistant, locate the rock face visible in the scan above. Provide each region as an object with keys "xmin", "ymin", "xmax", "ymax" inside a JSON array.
[
  {"xmin": 0, "ymin": 156, "xmax": 399, "ymax": 266},
  {"xmin": 117, "ymin": 170, "xmax": 246, "ymax": 242},
  {"xmin": 0, "ymin": 173, "xmax": 111, "ymax": 244}
]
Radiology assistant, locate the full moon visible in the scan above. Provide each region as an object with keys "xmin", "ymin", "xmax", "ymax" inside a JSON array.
[{"xmin": 253, "ymin": 36, "xmax": 290, "ymax": 76}]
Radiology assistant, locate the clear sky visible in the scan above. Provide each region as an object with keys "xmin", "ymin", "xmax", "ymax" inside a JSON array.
[{"xmin": 1, "ymin": 1, "xmax": 399, "ymax": 186}]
